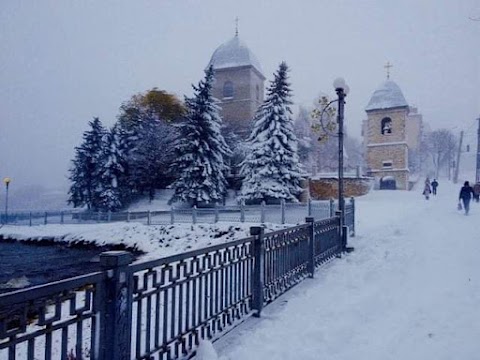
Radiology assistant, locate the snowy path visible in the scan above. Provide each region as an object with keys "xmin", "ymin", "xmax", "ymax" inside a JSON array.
[{"xmin": 217, "ymin": 181, "xmax": 480, "ymax": 360}]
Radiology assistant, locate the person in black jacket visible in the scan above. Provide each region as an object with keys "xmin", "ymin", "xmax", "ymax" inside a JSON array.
[
  {"xmin": 431, "ymin": 179, "xmax": 439, "ymax": 195},
  {"xmin": 459, "ymin": 181, "xmax": 474, "ymax": 215}
]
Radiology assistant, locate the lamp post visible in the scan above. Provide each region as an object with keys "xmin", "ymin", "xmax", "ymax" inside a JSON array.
[
  {"xmin": 333, "ymin": 78, "xmax": 352, "ymax": 252},
  {"xmin": 3, "ymin": 177, "xmax": 11, "ymax": 224}
]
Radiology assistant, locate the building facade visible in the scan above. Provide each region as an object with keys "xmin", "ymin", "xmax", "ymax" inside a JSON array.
[{"xmin": 207, "ymin": 34, "xmax": 265, "ymax": 139}]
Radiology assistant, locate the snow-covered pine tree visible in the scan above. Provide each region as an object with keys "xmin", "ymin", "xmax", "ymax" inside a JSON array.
[
  {"xmin": 98, "ymin": 123, "xmax": 125, "ymax": 211},
  {"xmin": 68, "ymin": 117, "xmax": 106, "ymax": 210},
  {"xmin": 240, "ymin": 62, "xmax": 304, "ymax": 203},
  {"xmin": 130, "ymin": 115, "xmax": 176, "ymax": 202},
  {"xmin": 169, "ymin": 66, "xmax": 231, "ymax": 206}
]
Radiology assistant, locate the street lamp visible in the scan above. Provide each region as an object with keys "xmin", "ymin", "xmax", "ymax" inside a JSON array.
[
  {"xmin": 333, "ymin": 78, "xmax": 353, "ymax": 253},
  {"xmin": 3, "ymin": 177, "xmax": 11, "ymax": 224}
]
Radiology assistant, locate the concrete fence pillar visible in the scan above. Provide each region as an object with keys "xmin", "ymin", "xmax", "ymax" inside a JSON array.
[{"xmin": 99, "ymin": 251, "xmax": 133, "ymax": 360}]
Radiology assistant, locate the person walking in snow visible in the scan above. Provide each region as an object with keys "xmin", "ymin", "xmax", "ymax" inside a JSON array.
[
  {"xmin": 431, "ymin": 179, "xmax": 439, "ymax": 195},
  {"xmin": 423, "ymin": 180, "xmax": 431, "ymax": 200},
  {"xmin": 473, "ymin": 182, "xmax": 480, "ymax": 203},
  {"xmin": 458, "ymin": 181, "xmax": 474, "ymax": 215}
]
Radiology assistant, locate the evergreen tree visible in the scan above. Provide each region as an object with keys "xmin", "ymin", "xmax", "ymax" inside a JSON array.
[
  {"xmin": 129, "ymin": 116, "xmax": 176, "ymax": 202},
  {"xmin": 68, "ymin": 118, "xmax": 106, "ymax": 210},
  {"xmin": 98, "ymin": 123, "xmax": 125, "ymax": 211},
  {"xmin": 240, "ymin": 62, "xmax": 304, "ymax": 203},
  {"xmin": 117, "ymin": 88, "xmax": 180, "ymax": 201},
  {"xmin": 169, "ymin": 66, "xmax": 231, "ymax": 206}
]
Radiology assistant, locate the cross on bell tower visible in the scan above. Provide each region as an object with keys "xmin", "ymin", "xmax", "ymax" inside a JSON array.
[
  {"xmin": 384, "ymin": 61, "xmax": 393, "ymax": 79},
  {"xmin": 235, "ymin": 17, "xmax": 239, "ymax": 36}
]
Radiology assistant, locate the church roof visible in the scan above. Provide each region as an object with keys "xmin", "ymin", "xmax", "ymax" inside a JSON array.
[
  {"xmin": 207, "ymin": 35, "xmax": 263, "ymax": 75},
  {"xmin": 365, "ymin": 80, "xmax": 408, "ymax": 111}
]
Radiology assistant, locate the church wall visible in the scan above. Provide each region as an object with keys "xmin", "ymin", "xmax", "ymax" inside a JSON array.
[
  {"xmin": 370, "ymin": 171, "xmax": 409, "ymax": 190},
  {"xmin": 212, "ymin": 66, "xmax": 264, "ymax": 138},
  {"xmin": 366, "ymin": 144, "xmax": 408, "ymax": 171},
  {"xmin": 406, "ymin": 112, "xmax": 422, "ymax": 150},
  {"xmin": 365, "ymin": 108, "xmax": 408, "ymax": 144},
  {"xmin": 364, "ymin": 106, "xmax": 410, "ymax": 190}
]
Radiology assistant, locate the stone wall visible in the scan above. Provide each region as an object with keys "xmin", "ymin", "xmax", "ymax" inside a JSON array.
[
  {"xmin": 212, "ymin": 66, "xmax": 264, "ymax": 138},
  {"xmin": 364, "ymin": 107, "xmax": 410, "ymax": 190},
  {"xmin": 309, "ymin": 177, "xmax": 374, "ymax": 200},
  {"xmin": 366, "ymin": 144, "xmax": 407, "ymax": 171},
  {"xmin": 365, "ymin": 108, "xmax": 408, "ymax": 144}
]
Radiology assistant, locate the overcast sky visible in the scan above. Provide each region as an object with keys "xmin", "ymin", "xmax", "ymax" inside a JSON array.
[{"xmin": 1, "ymin": 0, "xmax": 479, "ymax": 189}]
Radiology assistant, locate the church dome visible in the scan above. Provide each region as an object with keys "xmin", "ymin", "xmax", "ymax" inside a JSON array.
[
  {"xmin": 207, "ymin": 35, "xmax": 263, "ymax": 75},
  {"xmin": 365, "ymin": 80, "xmax": 408, "ymax": 111}
]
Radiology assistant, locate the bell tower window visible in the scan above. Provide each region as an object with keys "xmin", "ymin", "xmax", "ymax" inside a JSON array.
[
  {"xmin": 223, "ymin": 81, "xmax": 234, "ymax": 99},
  {"xmin": 381, "ymin": 117, "xmax": 392, "ymax": 135}
]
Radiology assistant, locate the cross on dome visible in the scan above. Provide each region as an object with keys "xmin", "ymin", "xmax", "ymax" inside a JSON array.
[{"xmin": 384, "ymin": 61, "xmax": 393, "ymax": 79}]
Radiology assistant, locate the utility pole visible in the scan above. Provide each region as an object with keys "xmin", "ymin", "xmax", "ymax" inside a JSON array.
[
  {"xmin": 476, "ymin": 117, "xmax": 480, "ymax": 183},
  {"xmin": 453, "ymin": 131, "xmax": 464, "ymax": 184}
]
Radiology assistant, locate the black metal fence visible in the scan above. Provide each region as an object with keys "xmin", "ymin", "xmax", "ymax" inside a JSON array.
[
  {"xmin": 0, "ymin": 213, "xmax": 353, "ymax": 359},
  {"xmin": 0, "ymin": 198, "xmax": 355, "ymax": 227}
]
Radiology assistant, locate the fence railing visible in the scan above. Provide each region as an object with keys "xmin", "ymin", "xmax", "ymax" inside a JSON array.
[
  {"xmin": 0, "ymin": 213, "xmax": 353, "ymax": 359},
  {"xmin": 0, "ymin": 198, "xmax": 355, "ymax": 228}
]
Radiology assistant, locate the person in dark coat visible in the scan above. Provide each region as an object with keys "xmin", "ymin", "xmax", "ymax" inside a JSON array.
[
  {"xmin": 473, "ymin": 182, "xmax": 480, "ymax": 203},
  {"xmin": 431, "ymin": 179, "xmax": 439, "ymax": 195},
  {"xmin": 459, "ymin": 181, "xmax": 474, "ymax": 215},
  {"xmin": 423, "ymin": 181, "xmax": 431, "ymax": 200}
]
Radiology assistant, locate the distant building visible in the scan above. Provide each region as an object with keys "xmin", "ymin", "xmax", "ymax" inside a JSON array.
[
  {"xmin": 362, "ymin": 79, "xmax": 423, "ymax": 190},
  {"xmin": 207, "ymin": 33, "xmax": 265, "ymax": 139}
]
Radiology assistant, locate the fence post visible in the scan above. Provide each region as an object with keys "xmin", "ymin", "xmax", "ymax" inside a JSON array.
[
  {"xmin": 127, "ymin": 211, "xmax": 130, "ymax": 223},
  {"xmin": 307, "ymin": 198, "xmax": 312, "ymax": 217},
  {"xmin": 147, "ymin": 210, "xmax": 151, "ymax": 226},
  {"xmin": 350, "ymin": 197, "xmax": 355, "ymax": 237},
  {"xmin": 261, "ymin": 201, "xmax": 266, "ymax": 223},
  {"xmin": 44, "ymin": 211, "xmax": 48, "ymax": 225},
  {"xmin": 250, "ymin": 226, "xmax": 265, "ymax": 317},
  {"xmin": 192, "ymin": 206, "xmax": 197, "ymax": 224},
  {"xmin": 306, "ymin": 217, "xmax": 315, "ymax": 278},
  {"xmin": 99, "ymin": 251, "xmax": 134, "ymax": 360},
  {"xmin": 170, "ymin": 206, "xmax": 175, "ymax": 224},
  {"xmin": 329, "ymin": 198, "xmax": 335, "ymax": 218},
  {"xmin": 60, "ymin": 211, "xmax": 64, "ymax": 224},
  {"xmin": 107, "ymin": 210, "xmax": 112, "ymax": 223},
  {"xmin": 214, "ymin": 204, "xmax": 219, "ymax": 223},
  {"xmin": 281, "ymin": 199, "xmax": 286, "ymax": 224}
]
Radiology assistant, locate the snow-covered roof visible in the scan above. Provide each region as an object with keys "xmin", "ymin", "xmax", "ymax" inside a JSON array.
[
  {"xmin": 207, "ymin": 35, "xmax": 263, "ymax": 75},
  {"xmin": 365, "ymin": 80, "xmax": 408, "ymax": 111}
]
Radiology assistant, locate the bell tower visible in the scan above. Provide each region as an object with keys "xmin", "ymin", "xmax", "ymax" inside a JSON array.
[
  {"xmin": 207, "ymin": 30, "xmax": 265, "ymax": 139},
  {"xmin": 364, "ymin": 71, "xmax": 410, "ymax": 190}
]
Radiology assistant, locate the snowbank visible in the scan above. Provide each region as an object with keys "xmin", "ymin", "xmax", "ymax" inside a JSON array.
[{"xmin": 0, "ymin": 222, "xmax": 289, "ymax": 262}]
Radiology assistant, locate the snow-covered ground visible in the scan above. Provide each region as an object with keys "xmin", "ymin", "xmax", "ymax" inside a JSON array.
[
  {"xmin": 3, "ymin": 171, "xmax": 480, "ymax": 359},
  {"xmin": 0, "ymin": 222, "xmax": 288, "ymax": 262},
  {"xmin": 206, "ymin": 179, "xmax": 480, "ymax": 360}
]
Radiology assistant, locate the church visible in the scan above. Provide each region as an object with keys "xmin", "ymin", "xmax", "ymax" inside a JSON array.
[
  {"xmin": 206, "ymin": 30, "xmax": 265, "ymax": 139},
  {"xmin": 362, "ymin": 71, "xmax": 423, "ymax": 190}
]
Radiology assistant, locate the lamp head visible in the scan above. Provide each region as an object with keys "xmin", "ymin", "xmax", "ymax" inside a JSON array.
[
  {"xmin": 3, "ymin": 177, "xmax": 11, "ymax": 185},
  {"xmin": 333, "ymin": 77, "xmax": 349, "ymax": 95}
]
